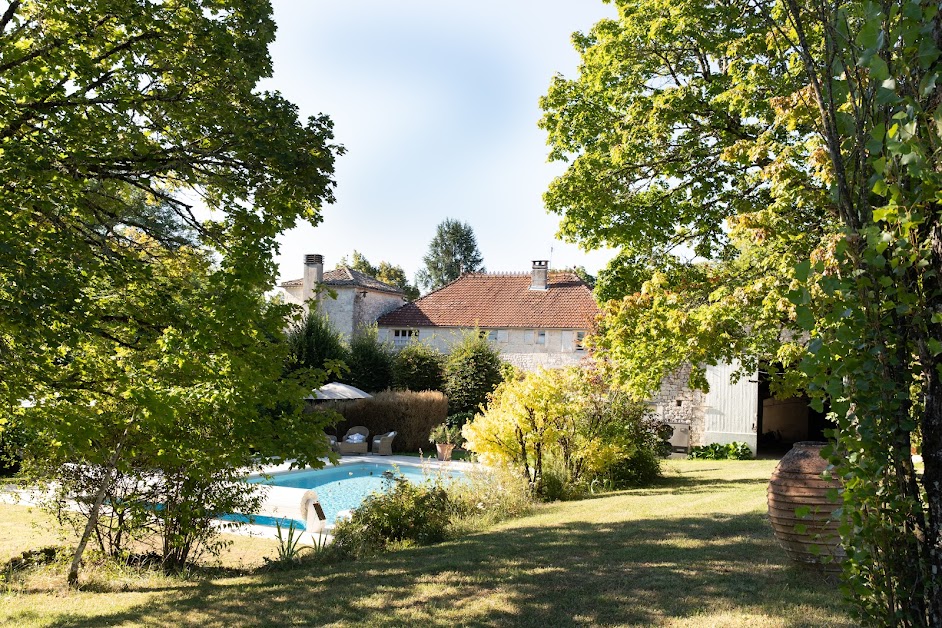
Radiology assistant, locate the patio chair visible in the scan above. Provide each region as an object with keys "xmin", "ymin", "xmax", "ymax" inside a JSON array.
[
  {"xmin": 325, "ymin": 434, "xmax": 339, "ymax": 453},
  {"xmin": 337, "ymin": 426, "xmax": 369, "ymax": 455},
  {"xmin": 371, "ymin": 431, "xmax": 397, "ymax": 456}
]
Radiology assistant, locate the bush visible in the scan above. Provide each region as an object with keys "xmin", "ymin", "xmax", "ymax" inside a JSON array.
[
  {"xmin": 444, "ymin": 331, "xmax": 504, "ymax": 414},
  {"xmin": 285, "ymin": 311, "xmax": 349, "ymax": 374},
  {"xmin": 687, "ymin": 442, "xmax": 753, "ymax": 460},
  {"xmin": 330, "ymin": 475, "xmax": 450, "ymax": 559},
  {"xmin": 464, "ymin": 366, "xmax": 665, "ymax": 499},
  {"xmin": 327, "ymin": 390, "xmax": 448, "ymax": 451},
  {"xmin": 392, "ymin": 342, "xmax": 445, "ymax": 392},
  {"xmin": 344, "ymin": 327, "xmax": 393, "ymax": 393},
  {"xmin": 445, "ymin": 463, "xmax": 534, "ymax": 533}
]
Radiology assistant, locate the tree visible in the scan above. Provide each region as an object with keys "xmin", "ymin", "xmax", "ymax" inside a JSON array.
[
  {"xmin": 443, "ymin": 332, "xmax": 503, "ymax": 415},
  {"xmin": 416, "ymin": 219, "xmax": 485, "ymax": 292},
  {"xmin": 0, "ymin": 0, "xmax": 341, "ymax": 585},
  {"xmin": 541, "ymin": 0, "xmax": 942, "ymax": 621},
  {"xmin": 339, "ymin": 250, "xmax": 420, "ymax": 301},
  {"xmin": 285, "ymin": 311, "xmax": 350, "ymax": 377},
  {"xmin": 0, "ymin": 0, "xmax": 341, "ymax": 408},
  {"xmin": 344, "ymin": 327, "xmax": 394, "ymax": 393},
  {"xmin": 392, "ymin": 341, "xmax": 445, "ymax": 392}
]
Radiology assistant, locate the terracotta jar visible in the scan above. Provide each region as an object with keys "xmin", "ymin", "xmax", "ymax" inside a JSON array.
[
  {"xmin": 436, "ymin": 442, "xmax": 455, "ymax": 461},
  {"xmin": 767, "ymin": 441, "xmax": 844, "ymax": 572}
]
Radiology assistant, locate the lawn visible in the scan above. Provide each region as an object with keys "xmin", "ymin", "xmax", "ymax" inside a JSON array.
[{"xmin": 0, "ymin": 459, "xmax": 854, "ymax": 627}]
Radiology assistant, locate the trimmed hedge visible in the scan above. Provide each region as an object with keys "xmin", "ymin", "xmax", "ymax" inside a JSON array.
[{"xmin": 325, "ymin": 390, "xmax": 448, "ymax": 452}]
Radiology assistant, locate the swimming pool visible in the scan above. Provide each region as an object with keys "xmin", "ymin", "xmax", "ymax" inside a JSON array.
[{"xmin": 248, "ymin": 462, "xmax": 461, "ymax": 526}]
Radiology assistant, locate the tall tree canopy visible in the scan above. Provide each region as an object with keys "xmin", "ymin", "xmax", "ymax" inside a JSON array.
[
  {"xmin": 0, "ymin": 0, "xmax": 342, "ymax": 584},
  {"xmin": 416, "ymin": 219, "xmax": 485, "ymax": 292},
  {"xmin": 338, "ymin": 250, "xmax": 420, "ymax": 301},
  {"xmin": 542, "ymin": 0, "xmax": 942, "ymax": 622},
  {"xmin": 0, "ymin": 0, "xmax": 341, "ymax": 404}
]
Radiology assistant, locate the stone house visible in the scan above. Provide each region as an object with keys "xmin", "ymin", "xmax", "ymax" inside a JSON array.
[
  {"xmin": 278, "ymin": 254, "xmax": 405, "ymax": 339},
  {"xmin": 376, "ymin": 261, "xmax": 597, "ymax": 370}
]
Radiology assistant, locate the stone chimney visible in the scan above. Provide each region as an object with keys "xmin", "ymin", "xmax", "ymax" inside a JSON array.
[
  {"xmin": 530, "ymin": 260, "xmax": 548, "ymax": 291},
  {"xmin": 302, "ymin": 254, "xmax": 324, "ymax": 302}
]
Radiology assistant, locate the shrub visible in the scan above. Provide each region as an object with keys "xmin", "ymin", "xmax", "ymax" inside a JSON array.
[
  {"xmin": 344, "ymin": 327, "xmax": 393, "ymax": 393},
  {"xmin": 444, "ymin": 331, "xmax": 504, "ymax": 414},
  {"xmin": 428, "ymin": 422, "xmax": 465, "ymax": 447},
  {"xmin": 446, "ymin": 463, "xmax": 534, "ymax": 534},
  {"xmin": 464, "ymin": 366, "xmax": 665, "ymax": 498},
  {"xmin": 285, "ymin": 311, "xmax": 349, "ymax": 375},
  {"xmin": 330, "ymin": 475, "xmax": 450, "ymax": 559},
  {"xmin": 392, "ymin": 342, "xmax": 445, "ymax": 392},
  {"xmin": 327, "ymin": 390, "xmax": 448, "ymax": 451},
  {"xmin": 688, "ymin": 442, "xmax": 753, "ymax": 460}
]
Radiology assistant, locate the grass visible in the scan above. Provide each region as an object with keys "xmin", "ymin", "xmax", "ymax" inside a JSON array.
[{"xmin": 0, "ymin": 459, "xmax": 854, "ymax": 627}]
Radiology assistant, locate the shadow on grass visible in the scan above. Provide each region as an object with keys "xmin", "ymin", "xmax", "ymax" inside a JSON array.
[{"xmin": 36, "ymin": 511, "xmax": 853, "ymax": 628}]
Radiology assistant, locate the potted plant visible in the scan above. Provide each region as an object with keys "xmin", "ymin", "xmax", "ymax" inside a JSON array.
[{"xmin": 429, "ymin": 422, "xmax": 464, "ymax": 461}]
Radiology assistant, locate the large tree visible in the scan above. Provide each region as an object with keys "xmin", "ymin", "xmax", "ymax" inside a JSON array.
[
  {"xmin": 0, "ymin": 0, "xmax": 342, "ymax": 585},
  {"xmin": 542, "ymin": 0, "xmax": 942, "ymax": 623},
  {"xmin": 416, "ymin": 219, "xmax": 485, "ymax": 292}
]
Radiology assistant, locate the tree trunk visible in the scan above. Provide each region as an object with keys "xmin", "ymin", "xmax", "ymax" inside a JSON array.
[
  {"xmin": 921, "ymin": 350, "xmax": 942, "ymax": 624},
  {"xmin": 67, "ymin": 430, "xmax": 128, "ymax": 587}
]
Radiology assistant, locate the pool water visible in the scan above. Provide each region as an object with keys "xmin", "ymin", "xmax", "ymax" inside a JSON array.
[{"xmin": 249, "ymin": 462, "xmax": 460, "ymax": 526}]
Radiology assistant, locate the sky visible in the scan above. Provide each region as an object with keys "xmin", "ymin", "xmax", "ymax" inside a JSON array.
[{"xmin": 262, "ymin": 1, "xmax": 618, "ymax": 286}]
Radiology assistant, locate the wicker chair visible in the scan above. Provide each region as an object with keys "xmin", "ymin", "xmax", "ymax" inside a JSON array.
[
  {"xmin": 337, "ymin": 426, "xmax": 369, "ymax": 455},
  {"xmin": 371, "ymin": 431, "xmax": 397, "ymax": 456}
]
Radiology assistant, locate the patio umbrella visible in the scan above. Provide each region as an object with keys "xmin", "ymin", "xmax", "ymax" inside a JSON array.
[{"xmin": 305, "ymin": 382, "xmax": 373, "ymax": 401}]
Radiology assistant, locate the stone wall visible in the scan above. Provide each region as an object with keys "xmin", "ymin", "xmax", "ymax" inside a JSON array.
[
  {"xmin": 354, "ymin": 290, "xmax": 405, "ymax": 335},
  {"xmin": 649, "ymin": 364, "xmax": 707, "ymax": 447}
]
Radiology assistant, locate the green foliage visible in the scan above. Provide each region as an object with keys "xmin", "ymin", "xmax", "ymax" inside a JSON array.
[
  {"xmin": 463, "ymin": 366, "xmax": 663, "ymax": 499},
  {"xmin": 330, "ymin": 475, "xmax": 451, "ymax": 559},
  {"xmin": 0, "ymin": 0, "xmax": 342, "ymax": 586},
  {"xmin": 542, "ymin": 0, "xmax": 942, "ymax": 620},
  {"xmin": 416, "ymin": 219, "xmax": 485, "ymax": 292},
  {"xmin": 0, "ymin": 420, "xmax": 27, "ymax": 476},
  {"xmin": 444, "ymin": 464, "xmax": 534, "ymax": 534},
  {"xmin": 688, "ymin": 442, "xmax": 753, "ymax": 461},
  {"xmin": 444, "ymin": 332, "xmax": 504, "ymax": 415},
  {"xmin": 344, "ymin": 327, "xmax": 393, "ymax": 393},
  {"xmin": 285, "ymin": 311, "xmax": 350, "ymax": 377},
  {"xmin": 428, "ymin": 422, "xmax": 465, "ymax": 447},
  {"xmin": 274, "ymin": 520, "xmax": 306, "ymax": 563},
  {"xmin": 392, "ymin": 341, "xmax": 445, "ymax": 392},
  {"xmin": 326, "ymin": 390, "xmax": 448, "ymax": 451}
]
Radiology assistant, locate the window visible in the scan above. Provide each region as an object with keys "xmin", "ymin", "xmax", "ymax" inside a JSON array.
[
  {"xmin": 487, "ymin": 330, "xmax": 498, "ymax": 342},
  {"xmin": 393, "ymin": 329, "xmax": 418, "ymax": 347},
  {"xmin": 535, "ymin": 330, "xmax": 546, "ymax": 345},
  {"xmin": 575, "ymin": 331, "xmax": 586, "ymax": 351}
]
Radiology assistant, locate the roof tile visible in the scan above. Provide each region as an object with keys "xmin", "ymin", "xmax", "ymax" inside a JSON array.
[{"xmin": 377, "ymin": 272, "xmax": 598, "ymax": 329}]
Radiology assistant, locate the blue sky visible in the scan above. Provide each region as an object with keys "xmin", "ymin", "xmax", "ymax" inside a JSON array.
[{"xmin": 263, "ymin": 1, "xmax": 617, "ymax": 286}]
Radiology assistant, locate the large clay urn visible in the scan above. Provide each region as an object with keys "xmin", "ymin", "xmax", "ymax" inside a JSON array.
[{"xmin": 768, "ymin": 441, "xmax": 844, "ymax": 572}]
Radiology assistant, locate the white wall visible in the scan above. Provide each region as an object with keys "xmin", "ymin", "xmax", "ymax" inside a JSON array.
[
  {"xmin": 378, "ymin": 326, "xmax": 588, "ymax": 370},
  {"xmin": 703, "ymin": 361, "xmax": 759, "ymax": 452}
]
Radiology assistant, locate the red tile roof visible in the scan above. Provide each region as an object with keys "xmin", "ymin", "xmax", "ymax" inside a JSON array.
[{"xmin": 377, "ymin": 272, "xmax": 599, "ymax": 329}]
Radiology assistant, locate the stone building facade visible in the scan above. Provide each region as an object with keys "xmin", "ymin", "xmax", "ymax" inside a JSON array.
[
  {"xmin": 377, "ymin": 262, "xmax": 597, "ymax": 371},
  {"xmin": 279, "ymin": 254, "xmax": 405, "ymax": 339}
]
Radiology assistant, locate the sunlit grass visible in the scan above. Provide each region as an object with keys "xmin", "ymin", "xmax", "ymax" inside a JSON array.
[{"xmin": 0, "ymin": 460, "xmax": 854, "ymax": 627}]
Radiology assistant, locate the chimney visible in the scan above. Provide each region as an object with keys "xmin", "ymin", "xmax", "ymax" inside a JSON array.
[
  {"xmin": 530, "ymin": 260, "xmax": 548, "ymax": 291},
  {"xmin": 302, "ymin": 253, "xmax": 324, "ymax": 302}
]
